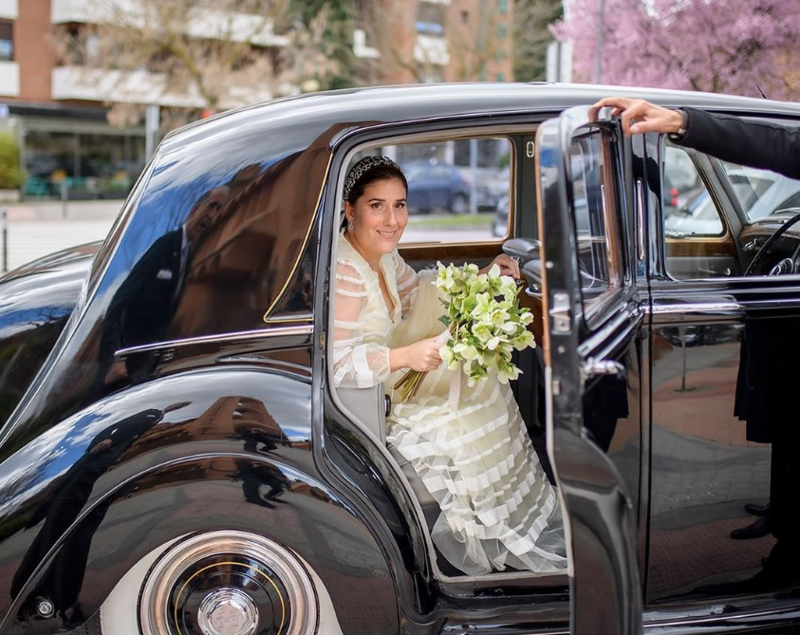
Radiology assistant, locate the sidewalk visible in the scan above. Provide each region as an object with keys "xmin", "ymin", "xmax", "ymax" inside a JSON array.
[
  {"xmin": 2, "ymin": 199, "xmax": 122, "ymax": 222},
  {"xmin": 0, "ymin": 200, "xmax": 122, "ymax": 272}
]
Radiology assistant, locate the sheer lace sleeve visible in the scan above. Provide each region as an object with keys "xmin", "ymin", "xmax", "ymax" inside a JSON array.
[
  {"xmin": 392, "ymin": 250, "xmax": 420, "ymax": 316},
  {"xmin": 332, "ymin": 260, "xmax": 392, "ymax": 388}
]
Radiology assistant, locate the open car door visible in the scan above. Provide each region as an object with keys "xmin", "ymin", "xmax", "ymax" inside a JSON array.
[{"xmin": 535, "ymin": 107, "xmax": 644, "ymax": 635}]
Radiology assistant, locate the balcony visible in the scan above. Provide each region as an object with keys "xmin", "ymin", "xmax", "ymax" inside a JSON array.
[
  {"xmin": 0, "ymin": 61, "xmax": 19, "ymax": 97},
  {"xmin": 414, "ymin": 34, "xmax": 449, "ymax": 66},
  {"xmin": 50, "ymin": 0, "xmax": 101, "ymax": 24},
  {"xmin": 0, "ymin": 0, "xmax": 17, "ymax": 20},
  {"xmin": 50, "ymin": 0, "xmax": 288, "ymax": 47},
  {"xmin": 51, "ymin": 66, "xmax": 273, "ymax": 109}
]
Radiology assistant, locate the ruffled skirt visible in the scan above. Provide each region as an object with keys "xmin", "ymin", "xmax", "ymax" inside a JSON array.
[{"xmin": 386, "ymin": 271, "xmax": 567, "ymax": 575}]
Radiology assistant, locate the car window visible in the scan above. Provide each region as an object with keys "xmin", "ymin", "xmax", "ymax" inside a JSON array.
[
  {"xmin": 662, "ymin": 137, "xmax": 800, "ymax": 282},
  {"xmin": 568, "ymin": 128, "xmax": 622, "ymax": 316},
  {"xmin": 663, "ymin": 144, "xmax": 724, "ymax": 238},
  {"xmin": 349, "ymin": 137, "xmax": 513, "ymax": 244},
  {"xmin": 720, "ymin": 163, "xmax": 800, "ymax": 221}
]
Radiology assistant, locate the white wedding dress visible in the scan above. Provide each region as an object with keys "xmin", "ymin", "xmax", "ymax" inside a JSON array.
[{"xmin": 333, "ymin": 232, "xmax": 567, "ymax": 575}]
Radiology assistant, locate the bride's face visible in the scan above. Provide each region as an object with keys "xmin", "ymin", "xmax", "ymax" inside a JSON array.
[{"xmin": 345, "ymin": 178, "xmax": 408, "ymax": 259}]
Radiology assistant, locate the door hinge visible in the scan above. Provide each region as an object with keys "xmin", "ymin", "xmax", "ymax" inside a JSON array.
[{"xmin": 549, "ymin": 292, "xmax": 572, "ymax": 333}]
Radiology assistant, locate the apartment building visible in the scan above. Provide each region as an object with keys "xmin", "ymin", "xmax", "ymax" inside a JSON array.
[
  {"xmin": 376, "ymin": 0, "xmax": 515, "ymax": 85},
  {"xmin": 0, "ymin": 0, "xmax": 288, "ymax": 199},
  {"xmin": 0, "ymin": 0, "xmax": 514, "ymax": 199}
]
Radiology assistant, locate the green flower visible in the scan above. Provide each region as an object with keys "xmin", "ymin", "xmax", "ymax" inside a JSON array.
[
  {"xmin": 497, "ymin": 361, "xmax": 521, "ymax": 384},
  {"xmin": 440, "ymin": 344, "xmax": 459, "ymax": 370},
  {"xmin": 471, "ymin": 292, "xmax": 492, "ymax": 320},
  {"xmin": 470, "ymin": 322, "xmax": 491, "ymax": 343},
  {"xmin": 453, "ymin": 342, "xmax": 479, "ymax": 361},
  {"xmin": 491, "ymin": 308, "xmax": 511, "ymax": 327},
  {"xmin": 512, "ymin": 330, "xmax": 535, "ymax": 351}
]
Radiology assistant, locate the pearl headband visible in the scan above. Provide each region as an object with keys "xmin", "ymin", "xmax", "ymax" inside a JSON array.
[{"xmin": 343, "ymin": 156, "xmax": 401, "ymax": 202}]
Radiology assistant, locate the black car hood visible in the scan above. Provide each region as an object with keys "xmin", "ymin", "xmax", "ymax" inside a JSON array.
[{"xmin": 0, "ymin": 242, "xmax": 101, "ymax": 426}]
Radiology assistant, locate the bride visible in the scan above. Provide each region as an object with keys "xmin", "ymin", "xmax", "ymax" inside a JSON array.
[{"xmin": 333, "ymin": 156, "xmax": 567, "ymax": 575}]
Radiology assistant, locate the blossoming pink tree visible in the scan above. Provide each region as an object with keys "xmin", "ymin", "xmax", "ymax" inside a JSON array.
[{"xmin": 552, "ymin": 0, "xmax": 800, "ymax": 99}]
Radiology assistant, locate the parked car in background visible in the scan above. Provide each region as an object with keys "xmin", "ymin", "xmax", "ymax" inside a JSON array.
[
  {"xmin": 726, "ymin": 165, "xmax": 800, "ymax": 221},
  {"xmin": 664, "ymin": 188, "xmax": 724, "ymax": 236},
  {"xmin": 404, "ymin": 161, "xmax": 470, "ymax": 214},
  {"xmin": 3, "ymin": 83, "xmax": 800, "ymax": 635},
  {"xmin": 404, "ymin": 161, "xmax": 500, "ymax": 215},
  {"xmin": 492, "ymin": 193, "xmax": 509, "ymax": 237},
  {"xmin": 665, "ymin": 167, "xmax": 800, "ymax": 237}
]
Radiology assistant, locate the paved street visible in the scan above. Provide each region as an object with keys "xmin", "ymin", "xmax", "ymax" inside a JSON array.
[{"xmin": 0, "ymin": 200, "xmax": 121, "ymax": 272}]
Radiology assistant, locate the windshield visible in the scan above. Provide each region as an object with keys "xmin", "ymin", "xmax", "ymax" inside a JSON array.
[{"xmin": 721, "ymin": 163, "xmax": 800, "ymax": 222}]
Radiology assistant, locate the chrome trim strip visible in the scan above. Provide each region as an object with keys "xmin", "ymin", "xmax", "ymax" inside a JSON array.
[
  {"xmin": 115, "ymin": 324, "xmax": 313, "ymax": 357},
  {"xmin": 635, "ymin": 178, "xmax": 645, "ymax": 261},
  {"xmin": 264, "ymin": 312, "xmax": 313, "ymax": 324},
  {"xmin": 648, "ymin": 301, "xmax": 743, "ymax": 315},
  {"xmin": 643, "ymin": 605, "xmax": 800, "ymax": 631}
]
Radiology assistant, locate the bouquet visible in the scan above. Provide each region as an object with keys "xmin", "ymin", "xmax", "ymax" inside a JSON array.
[{"xmin": 393, "ymin": 262, "xmax": 535, "ymax": 402}]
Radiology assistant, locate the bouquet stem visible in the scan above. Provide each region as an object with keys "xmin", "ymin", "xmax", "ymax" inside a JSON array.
[{"xmin": 393, "ymin": 368, "xmax": 427, "ymax": 402}]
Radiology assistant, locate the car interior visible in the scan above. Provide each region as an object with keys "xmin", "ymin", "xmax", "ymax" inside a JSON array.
[
  {"xmin": 326, "ymin": 127, "xmax": 583, "ymax": 581},
  {"xmin": 662, "ymin": 138, "xmax": 800, "ymax": 281}
]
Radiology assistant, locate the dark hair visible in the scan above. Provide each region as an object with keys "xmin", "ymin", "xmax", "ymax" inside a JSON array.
[{"xmin": 345, "ymin": 163, "xmax": 408, "ymax": 205}]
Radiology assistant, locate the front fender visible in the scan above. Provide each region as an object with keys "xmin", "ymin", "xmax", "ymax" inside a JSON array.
[
  {"xmin": 0, "ymin": 367, "xmax": 321, "ymax": 624},
  {"xmin": 1, "ymin": 456, "xmax": 398, "ymax": 635}
]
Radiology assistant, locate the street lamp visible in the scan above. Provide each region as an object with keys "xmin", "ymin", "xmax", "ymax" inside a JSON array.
[{"xmin": 594, "ymin": 0, "xmax": 606, "ymax": 84}]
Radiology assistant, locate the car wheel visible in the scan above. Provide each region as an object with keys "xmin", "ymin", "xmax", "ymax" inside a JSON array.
[
  {"xmin": 450, "ymin": 193, "xmax": 468, "ymax": 215},
  {"xmin": 83, "ymin": 530, "xmax": 341, "ymax": 635}
]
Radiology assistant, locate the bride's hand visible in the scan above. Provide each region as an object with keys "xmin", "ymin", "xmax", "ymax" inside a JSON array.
[
  {"xmin": 480, "ymin": 254, "xmax": 521, "ymax": 279},
  {"xmin": 391, "ymin": 337, "xmax": 442, "ymax": 372}
]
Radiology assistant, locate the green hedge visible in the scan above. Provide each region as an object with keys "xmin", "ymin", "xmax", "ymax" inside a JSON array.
[{"xmin": 0, "ymin": 133, "xmax": 22, "ymax": 190}]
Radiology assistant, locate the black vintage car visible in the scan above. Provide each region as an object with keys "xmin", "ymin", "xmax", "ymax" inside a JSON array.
[{"xmin": 1, "ymin": 83, "xmax": 800, "ymax": 635}]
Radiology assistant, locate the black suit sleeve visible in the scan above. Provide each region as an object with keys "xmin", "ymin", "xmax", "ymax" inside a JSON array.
[{"xmin": 674, "ymin": 108, "xmax": 800, "ymax": 180}]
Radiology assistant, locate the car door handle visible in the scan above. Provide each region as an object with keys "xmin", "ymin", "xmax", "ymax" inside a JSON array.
[
  {"xmin": 582, "ymin": 358, "xmax": 626, "ymax": 380},
  {"xmin": 635, "ymin": 178, "xmax": 645, "ymax": 261},
  {"xmin": 525, "ymin": 283, "xmax": 542, "ymax": 299}
]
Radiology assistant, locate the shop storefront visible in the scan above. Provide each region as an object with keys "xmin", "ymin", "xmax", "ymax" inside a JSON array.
[{"xmin": 10, "ymin": 102, "xmax": 146, "ymax": 200}]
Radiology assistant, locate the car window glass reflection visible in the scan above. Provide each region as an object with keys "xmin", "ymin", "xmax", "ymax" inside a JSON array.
[
  {"xmin": 721, "ymin": 162, "xmax": 800, "ymax": 222},
  {"xmin": 97, "ymin": 179, "xmax": 240, "ymax": 391},
  {"xmin": 568, "ymin": 129, "xmax": 621, "ymax": 313},
  {"xmin": 663, "ymin": 145, "xmax": 724, "ymax": 238}
]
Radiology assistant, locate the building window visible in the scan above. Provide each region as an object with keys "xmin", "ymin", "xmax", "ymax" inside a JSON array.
[
  {"xmin": 417, "ymin": 4, "xmax": 445, "ymax": 35},
  {"xmin": 461, "ymin": 10, "xmax": 469, "ymax": 23},
  {"xmin": 496, "ymin": 73, "xmax": 506, "ymax": 82},
  {"xmin": 0, "ymin": 21, "xmax": 13, "ymax": 62},
  {"xmin": 498, "ymin": 0, "xmax": 509, "ymax": 15},
  {"xmin": 497, "ymin": 24, "xmax": 508, "ymax": 39}
]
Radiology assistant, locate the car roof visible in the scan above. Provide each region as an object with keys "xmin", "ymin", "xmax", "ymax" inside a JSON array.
[{"xmin": 162, "ymin": 82, "xmax": 800, "ymax": 151}]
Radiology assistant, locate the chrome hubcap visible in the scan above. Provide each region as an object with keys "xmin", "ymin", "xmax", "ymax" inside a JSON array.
[
  {"xmin": 138, "ymin": 531, "xmax": 318, "ymax": 635},
  {"xmin": 198, "ymin": 588, "xmax": 258, "ymax": 635}
]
